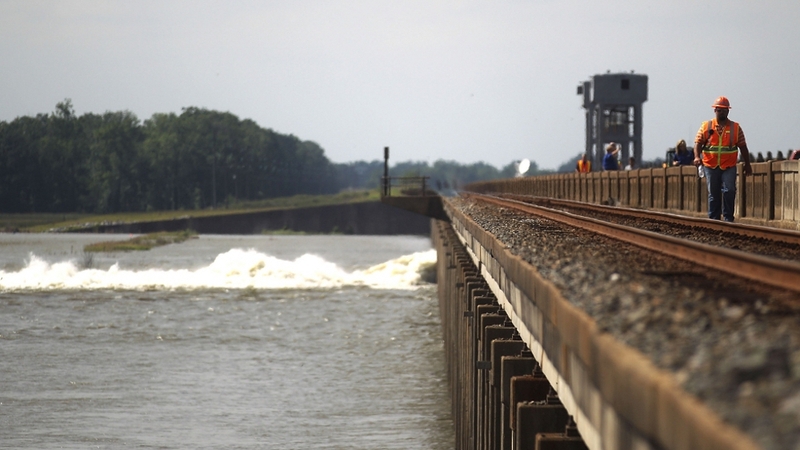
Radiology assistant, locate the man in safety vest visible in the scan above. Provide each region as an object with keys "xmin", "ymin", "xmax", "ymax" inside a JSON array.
[
  {"xmin": 693, "ymin": 96, "xmax": 752, "ymax": 222},
  {"xmin": 576, "ymin": 153, "xmax": 591, "ymax": 173}
]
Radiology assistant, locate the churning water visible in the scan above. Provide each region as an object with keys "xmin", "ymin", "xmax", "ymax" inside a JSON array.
[{"xmin": 0, "ymin": 234, "xmax": 453, "ymax": 449}]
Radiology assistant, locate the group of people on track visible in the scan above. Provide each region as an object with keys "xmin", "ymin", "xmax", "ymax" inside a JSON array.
[{"xmin": 574, "ymin": 96, "xmax": 753, "ymax": 222}]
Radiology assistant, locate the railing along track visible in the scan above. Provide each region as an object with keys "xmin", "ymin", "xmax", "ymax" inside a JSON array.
[{"xmin": 467, "ymin": 193, "xmax": 800, "ymax": 295}]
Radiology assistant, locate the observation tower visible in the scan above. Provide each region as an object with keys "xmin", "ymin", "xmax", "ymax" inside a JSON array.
[{"xmin": 577, "ymin": 72, "xmax": 648, "ymax": 167}]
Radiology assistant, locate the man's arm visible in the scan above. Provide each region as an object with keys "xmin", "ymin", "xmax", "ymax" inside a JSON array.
[
  {"xmin": 693, "ymin": 151, "xmax": 703, "ymax": 166},
  {"xmin": 738, "ymin": 125, "xmax": 752, "ymax": 176},
  {"xmin": 693, "ymin": 125, "xmax": 706, "ymax": 166},
  {"xmin": 739, "ymin": 143, "xmax": 753, "ymax": 176}
]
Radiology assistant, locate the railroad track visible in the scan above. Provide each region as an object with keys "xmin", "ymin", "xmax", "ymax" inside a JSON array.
[
  {"xmin": 501, "ymin": 194, "xmax": 800, "ymax": 260},
  {"xmin": 465, "ymin": 193, "xmax": 800, "ymax": 295}
]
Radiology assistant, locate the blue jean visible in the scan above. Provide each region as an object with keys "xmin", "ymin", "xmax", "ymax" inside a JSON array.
[{"xmin": 704, "ymin": 166, "xmax": 737, "ymax": 221}]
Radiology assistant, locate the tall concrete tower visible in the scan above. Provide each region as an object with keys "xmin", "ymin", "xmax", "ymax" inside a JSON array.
[{"xmin": 577, "ymin": 72, "xmax": 648, "ymax": 168}]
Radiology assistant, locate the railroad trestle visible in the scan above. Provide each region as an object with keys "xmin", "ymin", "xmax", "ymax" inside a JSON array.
[{"xmin": 432, "ymin": 199, "xmax": 763, "ymax": 450}]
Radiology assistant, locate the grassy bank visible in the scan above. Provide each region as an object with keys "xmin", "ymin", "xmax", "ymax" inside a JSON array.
[
  {"xmin": 84, "ymin": 230, "xmax": 198, "ymax": 252},
  {"xmin": 5, "ymin": 190, "xmax": 379, "ymax": 233},
  {"xmin": 0, "ymin": 213, "xmax": 90, "ymax": 232}
]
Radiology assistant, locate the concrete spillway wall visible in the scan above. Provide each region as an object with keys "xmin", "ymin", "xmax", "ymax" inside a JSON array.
[
  {"xmin": 432, "ymin": 201, "xmax": 761, "ymax": 450},
  {"xmin": 78, "ymin": 201, "xmax": 431, "ymax": 235}
]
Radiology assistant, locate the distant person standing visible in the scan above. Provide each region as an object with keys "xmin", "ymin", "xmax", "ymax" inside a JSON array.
[
  {"xmin": 673, "ymin": 139, "xmax": 694, "ymax": 166},
  {"xmin": 624, "ymin": 157, "xmax": 636, "ymax": 170},
  {"xmin": 576, "ymin": 153, "xmax": 592, "ymax": 173},
  {"xmin": 602, "ymin": 143, "xmax": 620, "ymax": 171},
  {"xmin": 693, "ymin": 96, "xmax": 752, "ymax": 222}
]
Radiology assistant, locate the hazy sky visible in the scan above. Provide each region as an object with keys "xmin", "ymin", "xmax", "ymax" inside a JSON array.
[{"xmin": 1, "ymin": 1, "xmax": 798, "ymax": 170}]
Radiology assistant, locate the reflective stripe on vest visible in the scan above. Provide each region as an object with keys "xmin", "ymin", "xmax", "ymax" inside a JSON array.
[{"xmin": 702, "ymin": 119, "xmax": 739, "ymax": 169}]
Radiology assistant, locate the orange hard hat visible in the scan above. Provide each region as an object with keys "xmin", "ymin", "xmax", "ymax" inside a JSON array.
[{"xmin": 712, "ymin": 96, "xmax": 731, "ymax": 109}]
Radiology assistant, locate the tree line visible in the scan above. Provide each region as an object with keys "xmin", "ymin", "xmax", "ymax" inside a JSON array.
[
  {"xmin": 337, "ymin": 159, "xmax": 546, "ymax": 192},
  {"xmin": 0, "ymin": 101, "xmax": 545, "ymax": 214}
]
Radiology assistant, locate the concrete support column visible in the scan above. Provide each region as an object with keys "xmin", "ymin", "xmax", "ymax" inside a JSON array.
[
  {"xmin": 489, "ymin": 338, "xmax": 525, "ymax": 449},
  {"xmin": 500, "ymin": 355, "xmax": 538, "ymax": 450},
  {"xmin": 515, "ymin": 402, "xmax": 570, "ymax": 450}
]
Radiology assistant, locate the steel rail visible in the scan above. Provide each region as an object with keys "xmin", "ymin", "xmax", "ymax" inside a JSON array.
[
  {"xmin": 468, "ymin": 193, "xmax": 800, "ymax": 295},
  {"xmin": 501, "ymin": 194, "xmax": 800, "ymax": 246}
]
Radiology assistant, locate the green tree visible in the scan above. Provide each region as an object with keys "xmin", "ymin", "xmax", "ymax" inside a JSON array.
[
  {"xmin": 86, "ymin": 111, "xmax": 145, "ymax": 212},
  {"xmin": 38, "ymin": 100, "xmax": 90, "ymax": 212},
  {"xmin": 0, "ymin": 115, "xmax": 50, "ymax": 212},
  {"xmin": 142, "ymin": 113, "xmax": 181, "ymax": 210}
]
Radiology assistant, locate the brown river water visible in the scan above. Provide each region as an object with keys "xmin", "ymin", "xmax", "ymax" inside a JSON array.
[{"xmin": 0, "ymin": 234, "xmax": 453, "ymax": 449}]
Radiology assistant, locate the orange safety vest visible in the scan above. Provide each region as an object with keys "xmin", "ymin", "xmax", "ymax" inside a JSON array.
[
  {"xmin": 700, "ymin": 119, "xmax": 739, "ymax": 169},
  {"xmin": 577, "ymin": 160, "xmax": 591, "ymax": 173}
]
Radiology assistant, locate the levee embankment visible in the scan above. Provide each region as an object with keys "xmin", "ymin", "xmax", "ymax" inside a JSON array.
[{"xmin": 73, "ymin": 201, "xmax": 431, "ymax": 235}]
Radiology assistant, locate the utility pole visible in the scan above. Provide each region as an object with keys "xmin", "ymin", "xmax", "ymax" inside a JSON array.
[{"xmin": 383, "ymin": 146, "xmax": 389, "ymax": 196}]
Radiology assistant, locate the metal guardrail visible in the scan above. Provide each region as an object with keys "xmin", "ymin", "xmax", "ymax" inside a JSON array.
[
  {"xmin": 381, "ymin": 176, "xmax": 431, "ymax": 197},
  {"xmin": 464, "ymin": 160, "xmax": 800, "ymax": 228}
]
